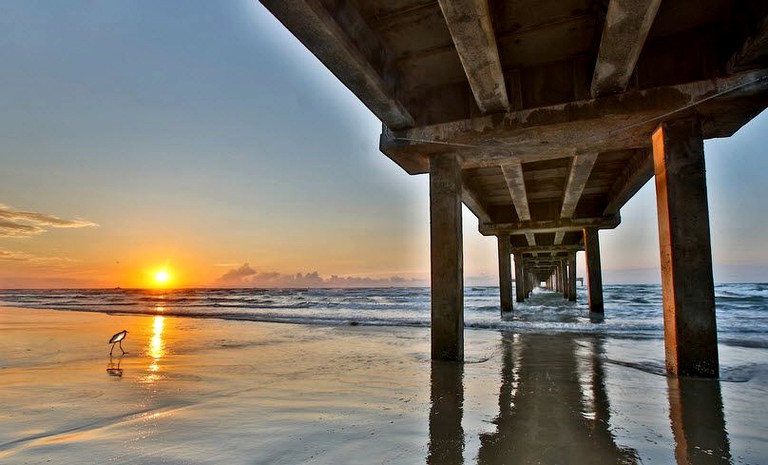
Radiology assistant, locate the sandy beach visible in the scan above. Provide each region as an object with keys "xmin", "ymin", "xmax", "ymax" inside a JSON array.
[{"xmin": 0, "ymin": 306, "xmax": 766, "ymax": 464}]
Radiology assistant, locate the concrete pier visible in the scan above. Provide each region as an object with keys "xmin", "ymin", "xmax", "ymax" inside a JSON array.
[
  {"xmin": 653, "ymin": 119, "xmax": 719, "ymax": 377},
  {"xmin": 514, "ymin": 253, "xmax": 525, "ymax": 303},
  {"xmin": 583, "ymin": 228, "xmax": 604, "ymax": 313},
  {"xmin": 261, "ymin": 0, "xmax": 768, "ymax": 367},
  {"xmin": 429, "ymin": 154, "xmax": 464, "ymax": 362},
  {"xmin": 561, "ymin": 259, "xmax": 568, "ymax": 299},
  {"xmin": 568, "ymin": 253, "xmax": 577, "ymax": 301},
  {"xmin": 498, "ymin": 235, "xmax": 513, "ymax": 314}
]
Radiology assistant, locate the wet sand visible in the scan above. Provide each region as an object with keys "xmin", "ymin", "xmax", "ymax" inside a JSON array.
[{"xmin": 0, "ymin": 306, "xmax": 766, "ymax": 464}]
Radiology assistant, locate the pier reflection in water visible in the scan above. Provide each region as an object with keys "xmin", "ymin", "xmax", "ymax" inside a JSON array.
[
  {"xmin": 668, "ymin": 377, "xmax": 731, "ymax": 465},
  {"xmin": 428, "ymin": 333, "xmax": 732, "ymax": 464}
]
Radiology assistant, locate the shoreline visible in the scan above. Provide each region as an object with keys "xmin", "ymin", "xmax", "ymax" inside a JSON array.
[
  {"xmin": 1, "ymin": 306, "xmax": 766, "ymax": 464},
  {"xmin": 1, "ymin": 301, "xmax": 765, "ymax": 352}
]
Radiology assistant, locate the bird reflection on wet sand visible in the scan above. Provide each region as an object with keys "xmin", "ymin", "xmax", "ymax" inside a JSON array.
[{"xmin": 106, "ymin": 355, "xmax": 123, "ymax": 378}]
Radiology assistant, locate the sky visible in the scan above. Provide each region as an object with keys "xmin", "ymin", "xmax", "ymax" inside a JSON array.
[{"xmin": 0, "ymin": 0, "xmax": 766, "ymax": 288}]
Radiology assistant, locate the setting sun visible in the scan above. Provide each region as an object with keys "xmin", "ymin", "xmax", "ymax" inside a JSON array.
[{"xmin": 154, "ymin": 269, "xmax": 171, "ymax": 286}]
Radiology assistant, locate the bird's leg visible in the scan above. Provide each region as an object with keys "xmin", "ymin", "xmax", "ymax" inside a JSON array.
[
  {"xmin": 119, "ymin": 340, "xmax": 126, "ymax": 354},
  {"xmin": 110, "ymin": 343, "xmax": 115, "ymax": 357}
]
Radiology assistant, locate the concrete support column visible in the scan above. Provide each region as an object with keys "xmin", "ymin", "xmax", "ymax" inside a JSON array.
[
  {"xmin": 514, "ymin": 253, "xmax": 525, "ymax": 303},
  {"xmin": 429, "ymin": 154, "xmax": 464, "ymax": 362},
  {"xmin": 652, "ymin": 119, "xmax": 718, "ymax": 377},
  {"xmin": 561, "ymin": 259, "xmax": 568, "ymax": 299},
  {"xmin": 583, "ymin": 228, "xmax": 604, "ymax": 313},
  {"xmin": 568, "ymin": 252, "xmax": 577, "ymax": 302},
  {"xmin": 497, "ymin": 235, "xmax": 513, "ymax": 315}
]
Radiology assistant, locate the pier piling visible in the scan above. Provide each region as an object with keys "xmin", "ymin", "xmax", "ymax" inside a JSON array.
[
  {"xmin": 429, "ymin": 154, "xmax": 464, "ymax": 362},
  {"xmin": 584, "ymin": 228, "xmax": 604, "ymax": 313},
  {"xmin": 652, "ymin": 119, "xmax": 719, "ymax": 377},
  {"xmin": 498, "ymin": 235, "xmax": 513, "ymax": 314}
]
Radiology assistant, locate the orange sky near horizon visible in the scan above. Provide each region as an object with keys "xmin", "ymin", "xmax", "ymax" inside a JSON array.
[{"xmin": 2, "ymin": 2, "xmax": 768, "ymax": 289}]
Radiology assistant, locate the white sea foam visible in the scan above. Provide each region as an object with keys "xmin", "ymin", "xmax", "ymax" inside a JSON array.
[{"xmin": 1, "ymin": 283, "xmax": 766, "ymax": 347}]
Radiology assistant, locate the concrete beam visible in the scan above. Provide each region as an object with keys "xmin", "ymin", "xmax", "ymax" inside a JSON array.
[
  {"xmin": 480, "ymin": 215, "xmax": 620, "ymax": 236},
  {"xmin": 553, "ymin": 230, "xmax": 565, "ymax": 245},
  {"xmin": 430, "ymin": 154, "xmax": 464, "ymax": 361},
  {"xmin": 381, "ymin": 70, "xmax": 768, "ymax": 174},
  {"xmin": 591, "ymin": 0, "xmax": 662, "ymax": 97},
  {"xmin": 652, "ymin": 119, "xmax": 718, "ymax": 377},
  {"xmin": 498, "ymin": 234, "xmax": 513, "ymax": 314},
  {"xmin": 501, "ymin": 162, "xmax": 531, "ymax": 221},
  {"xmin": 561, "ymin": 153, "xmax": 598, "ymax": 218},
  {"xmin": 603, "ymin": 149, "xmax": 654, "ymax": 215},
  {"xmin": 462, "ymin": 181, "xmax": 493, "ymax": 224},
  {"xmin": 511, "ymin": 245, "xmax": 583, "ymax": 254},
  {"xmin": 438, "ymin": 0, "xmax": 509, "ymax": 113},
  {"xmin": 525, "ymin": 233, "xmax": 536, "ymax": 246},
  {"xmin": 583, "ymin": 228, "xmax": 604, "ymax": 313},
  {"xmin": 259, "ymin": 0, "xmax": 414, "ymax": 129},
  {"xmin": 523, "ymin": 260, "xmax": 564, "ymax": 267},
  {"xmin": 727, "ymin": 16, "xmax": 768, "ymax": 73}
]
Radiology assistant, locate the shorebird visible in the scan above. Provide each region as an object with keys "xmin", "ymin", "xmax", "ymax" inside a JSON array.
[{"xmin": 108, "ymin": 330, "xmax": 128, "ymax": 356}]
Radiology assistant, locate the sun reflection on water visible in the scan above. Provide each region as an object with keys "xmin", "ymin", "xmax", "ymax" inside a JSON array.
[{"xmin": 144, "ymin": 315, "xmax": 165, "ymax": 383}]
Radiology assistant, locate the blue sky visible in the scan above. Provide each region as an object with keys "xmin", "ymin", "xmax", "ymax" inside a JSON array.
[{"xmin": 0, "ymin": 0, "xmax": 766, "ymax": 287}]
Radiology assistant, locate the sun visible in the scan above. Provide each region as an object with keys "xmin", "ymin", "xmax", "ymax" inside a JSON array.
[{"xmin": 154, "ymin": 269, "xmax": 171, "ymax": 286}]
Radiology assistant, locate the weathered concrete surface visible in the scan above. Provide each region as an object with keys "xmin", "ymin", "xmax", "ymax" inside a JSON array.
[
  {"xmin": 438, "ymin": 0, "xmax": 509, "ymax": 113},
  {"xmin": 583, "ymin": 228, "xmax": 604, "ymax": 313},
  {"xmin": 653, "ymin": 119, "xmax": 719, "ymax": 377},
  {"xmin": 259, "ymin": 0, "xmax": 414, "ymax": 129},
  {"xmin": 561, "ymin": 261, "xmax": 569, "ymax": 299},
  {"xmin": 591, "ymin": 0, "xmax": 662, "ymax": 97},
  {"xmin": 568, "ymin": 252, "xmax": 577, "ymax": 301},
  {"xmin": 430, "ymin": 154, "xmax": 464, "ymax": 362},
  {"xmin": 561, "ymin": 153, "xmax": 598, "ymax": 219},
  {"xmin": 500, "ymin": 161, "xmax": 531, "ymax": 221},
  {"xmin": 497, "ymin": 234, "xmax": 512, "ymax": 314}
]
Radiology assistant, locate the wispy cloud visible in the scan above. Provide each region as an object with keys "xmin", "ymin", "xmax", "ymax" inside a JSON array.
[
  {"xmin": 216, "ymin": 263, "xmax": 426, "ymax": 288},
  {"xmin": 0, "ymin": 249, "xmax": 34, "ymax": 261},
  {"xmin": 0, "ymin": 204, "xmax": 98, "ymax": 238},
  {"xmin": 0, "ymin": 248, "xmax": 77, "ymax": 265}
]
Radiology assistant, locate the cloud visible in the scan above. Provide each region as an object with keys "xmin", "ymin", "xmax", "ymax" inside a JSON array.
[
  {"xmin": 216, "ymin": 264, "xmax": 426, "ymax": 288},
  {"xmin": 0, "ymin": 249, "xmax": 34, "ymax": 261},
  {"xmin": 217, "ymin": 263, "xmax": 257, "ymax": 282},
  {"xmin": 0, "ymin": 204, "xmax": 98, "ymax": 238},
  {"xmin": 0, "ymin": 248, "xmax": 77, "ymax": 265}
]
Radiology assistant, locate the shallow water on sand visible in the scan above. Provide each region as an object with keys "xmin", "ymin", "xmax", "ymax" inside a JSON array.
[{"xmin": 0, "ymin": 306, "xmax": 766, "ymax": 464}]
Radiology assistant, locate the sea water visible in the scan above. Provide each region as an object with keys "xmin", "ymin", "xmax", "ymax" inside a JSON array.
[{"xmin": 1, "ymin": 283, "xmax": 766, "ymax": 349}]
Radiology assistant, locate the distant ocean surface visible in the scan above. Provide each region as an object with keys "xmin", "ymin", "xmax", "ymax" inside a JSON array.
[{"xmin": 1, "ymin": 284, "xmax": 767, "ymax": 348}]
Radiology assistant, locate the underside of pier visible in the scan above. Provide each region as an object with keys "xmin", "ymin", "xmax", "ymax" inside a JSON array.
[{"xmin": 260, "ymin": 0, "xmax": 768, "ymax": 376}]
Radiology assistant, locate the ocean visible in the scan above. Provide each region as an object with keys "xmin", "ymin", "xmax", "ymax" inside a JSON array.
[{"xmin": 1, "ymin": 283, "xmax": 766, "ymax": 349}]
